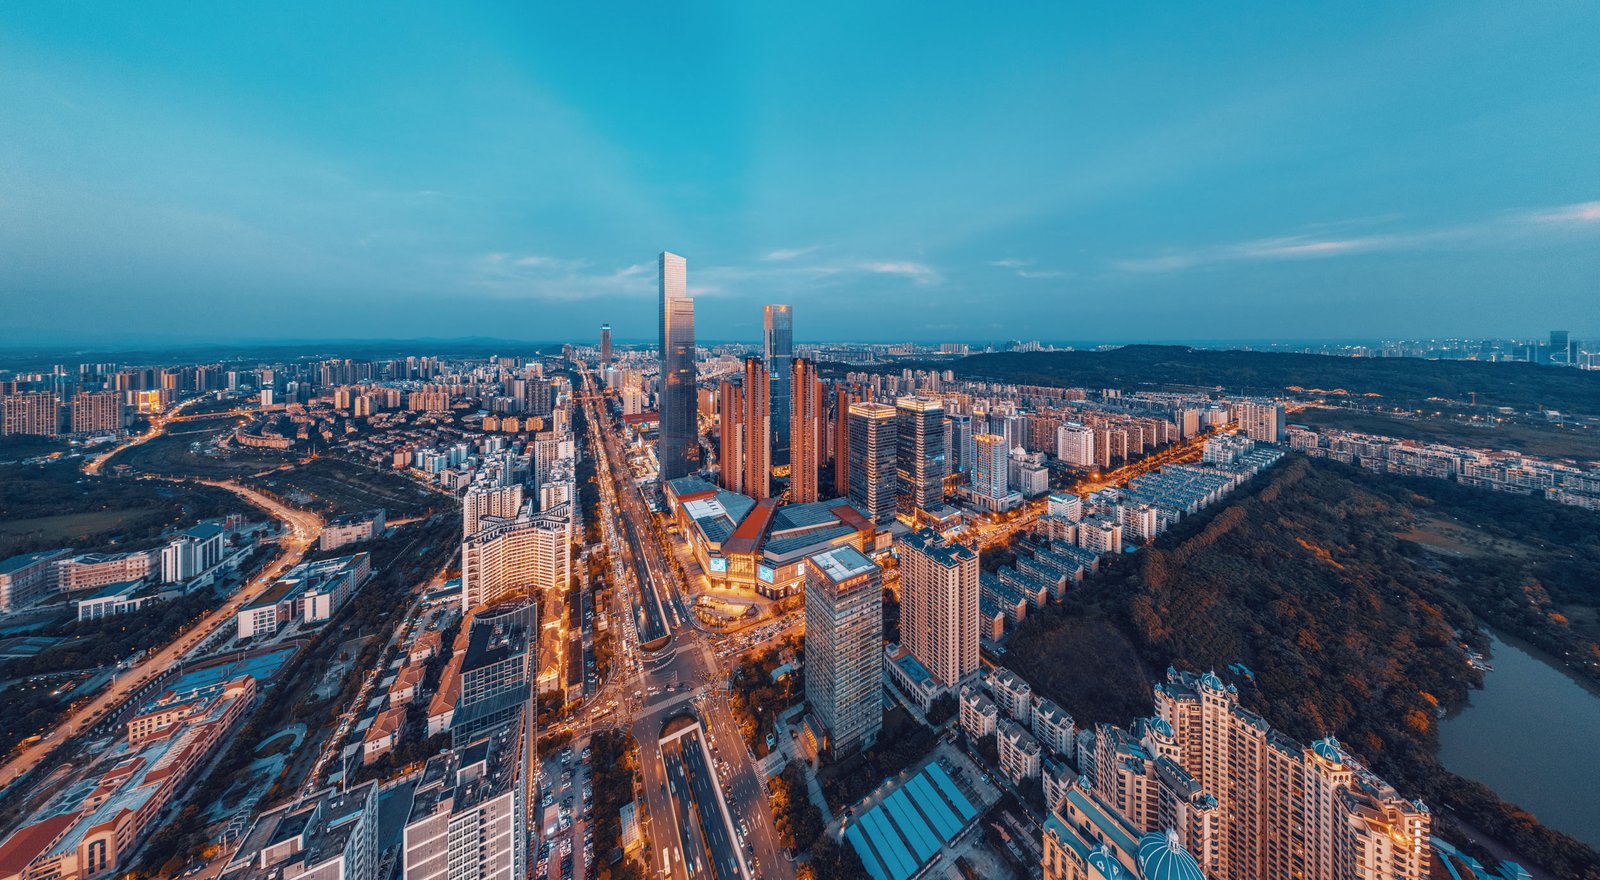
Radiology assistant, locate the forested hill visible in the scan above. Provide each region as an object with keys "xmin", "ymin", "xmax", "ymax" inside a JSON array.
[
  {"xmin": 945, "ymin": 346, "xmax": 1600, "ymax": 415},
  {"xmin": 1008, "ymin": 455, "xmax": 1600, "ymax": 878}
]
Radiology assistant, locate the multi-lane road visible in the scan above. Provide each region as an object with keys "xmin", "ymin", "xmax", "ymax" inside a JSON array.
[{"xmin": 575, "ymin": 369, "xmax": 791, "ymax": 880}]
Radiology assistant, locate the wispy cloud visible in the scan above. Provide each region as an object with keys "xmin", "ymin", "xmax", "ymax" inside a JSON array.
[
  {"xmin": 1525, "ymin": 200, "xmax": 1600, "ymax": 224},
  {"xmin": 860, "ymin": 260, "xmax": 941, "ymax": 284},
  {"xmin": 469, "ymin": 252, "xmax": 942, "ymax": 299},
  {"xmin": 1017, "ymin": 269, "xmax": 1067, "ymax": 279},
  {"xmin": 1112, "ymin": 199, "xmax": 1600, "ymax": 275},
  {"xmin": 989, "ymin": 258, "xmax": 1030, "ymax": 269},
  {"xmin": 761, "ymin": 246, "xmax": 819, "ymax": 262},
  {"xmin": 471, "ymin": 253, "xmax": 648, "ymax": 301}
]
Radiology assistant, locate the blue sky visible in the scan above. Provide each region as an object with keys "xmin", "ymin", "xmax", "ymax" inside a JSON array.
[{"xmin": 2, "ymin": 2, "xmax": 1597, "ymax": 346}]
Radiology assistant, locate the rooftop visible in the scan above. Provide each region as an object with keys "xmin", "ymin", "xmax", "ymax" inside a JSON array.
[{"xmin": 808, "ymin": 545, "xmax": 878, "ymax": 584}]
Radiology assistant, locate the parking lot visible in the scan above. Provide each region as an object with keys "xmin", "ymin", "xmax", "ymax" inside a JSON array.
[{"xmin": 536, "ymin": 740, "xmax": 596, "ymax": 880}]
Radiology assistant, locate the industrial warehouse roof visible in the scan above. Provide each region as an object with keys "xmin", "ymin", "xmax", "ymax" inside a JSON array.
[{"xmin": 844, "ymin": 762, "xmax": 979, "ymax": 880}]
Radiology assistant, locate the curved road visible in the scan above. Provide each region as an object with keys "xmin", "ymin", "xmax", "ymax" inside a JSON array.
[{"xmin": 0, "ymin": 456, "xmax": 323, "ymax": 793}]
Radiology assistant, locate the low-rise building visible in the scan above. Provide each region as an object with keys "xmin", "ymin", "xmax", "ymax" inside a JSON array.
[
  {"xmin": 998, "ymin": 718, "xmax": 1042, "ymax": 783},
  {"xmin": 320, "ymin": 509, "xmax": 386, "ymax": 551},
  {"xmin": 236, "ymin": 553, "xmax": 372, "ymax": 640},
  {"xmin": 959, "ymin": 684, "xmax": 998, "ymax": 739},
  {"xmin": 0, "ymin": 549, "xmax": 71, "ymax": 613},
  {"xmin": 989, "ymin": 666, "xmax": 1034, "ymax": 726}
]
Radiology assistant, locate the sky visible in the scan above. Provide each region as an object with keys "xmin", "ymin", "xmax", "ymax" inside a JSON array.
[{"xmin": 2, "ymin": 2, "xmax": 1598, "ymax": 347}]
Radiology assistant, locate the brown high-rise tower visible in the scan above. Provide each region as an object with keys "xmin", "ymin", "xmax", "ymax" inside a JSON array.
[{"xmin": 789, "ymin": 358, "xmax": 823, "ymax": 503}]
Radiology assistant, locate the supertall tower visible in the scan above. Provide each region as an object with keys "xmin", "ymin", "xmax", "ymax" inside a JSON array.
[
  {"xmin": 764, "ymin": 304, "xmax": 794, "ymax": 468},
  {"xmin": 599, "ymin": 322, "xmax": 612, "ymax": 366},
  {"xmin": 657, "ymin": 252, "xmax": 698, "ymax": 479},
  {"xmin": 789, "ymin": 357, "xmax": 823, "ymax": 503}
]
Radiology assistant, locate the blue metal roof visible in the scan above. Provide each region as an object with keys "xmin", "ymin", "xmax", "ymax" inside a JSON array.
[{"xmin": 1137, "ymin": 831, "xmax": 1205, "ymax": 880}]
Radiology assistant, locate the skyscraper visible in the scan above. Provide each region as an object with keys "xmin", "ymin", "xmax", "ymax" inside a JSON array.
[
  {"xmin": 789, "ymin": 357, "xmax": 823, "ymax": 503},
  {"xmin": 895, "ymin": 396, "xmax": 948, "ymax": 517},
  {"xmin": 599, "ymin": 322, "xmax": 612, "ymax": 366},
  {"xmin": 1239, "ymin": 401, "xmax": 1286, "ymax": 443},
  {"xmin": 948, "ymin": 413, "xmax": 974, "ymax": 475},
  {"xmin": 1550, "ymin": 329, "xmax": 1571, "ymax": 364},
  {"xmin": 848, "ymin": 402, "xmax": 899, "ymax": 524},
  {"xmin": 803, "ymin": 546, "xmax": 884, "ymax": 755},
  {"xmin": 718, "ymin": 378, "xmax": 744, "ymax": 493},
  {"xmin": 764, "ymin": 304, "xmax": 794, "ymax": 468},
  {"xmin": 657, "ymin": 251, "xmax": 698, "ymax": 480},
  {"xmin": 740, "ymin": 356, "xmax": 771, "ymax": 499},
  {"xmin": 833, "ymin": 385, "xmax": 861, "ymax": 498},
  {"xmin": 974, "ymin": 433, "xmax": 1008, "ymax": 499},
  {"xmin": 897, "ymin": 528, "xmax": 979, "ymax": 688}
]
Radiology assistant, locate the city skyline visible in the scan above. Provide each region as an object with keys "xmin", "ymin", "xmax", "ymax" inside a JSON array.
[{"xmin": 4, "ymin": 3, "xmax": 1600, "ymax": 345}]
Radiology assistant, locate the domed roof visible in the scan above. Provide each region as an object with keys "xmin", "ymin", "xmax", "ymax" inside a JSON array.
[
  {"xmin": 1087, "ymin": 844, "xmax": 1129, "ymax": 879},
  {"xmin": 1199, "ymin": 670, "xmax": 1224, "ymax": 691},
  {"xmin": 1138, "ymin": 830, "xmax": 1204, "ymax": 880},
  {"xmin": 1148, "ymin": 718, "xmax": 1174, "ymax": 738},
  {"xmin": 1312, "ymin": 737, "xmax": 1343, "ymax": 764}
]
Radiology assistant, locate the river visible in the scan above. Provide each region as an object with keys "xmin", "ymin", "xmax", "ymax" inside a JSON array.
[{"xmin": 1438, "ymin": 632, "xmax": 1600, "ymax": 850}]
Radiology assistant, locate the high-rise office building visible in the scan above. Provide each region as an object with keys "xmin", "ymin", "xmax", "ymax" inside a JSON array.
[
  {"xmin": 803, "ymin": 546, "xmax": 884, "ymax": 755},
  {"xmin": 718, "ymin": 379, "xmax": 744, "ymax": 493},
  {"xmin": 790, "ymin": 358, "xmax": 823, "ymax": 503},
  {"xmin": 764, "ymin": 304, "xmax": 794, "ymax": 467},
  {"xmin": 848, "ymin": 402, "xmax": 899, "ymax": 524},
  {"xmin": 974, "ymin": 433, "xmax": 1009, "ymax": 499},
  {"xmin": 403, "ymin": 724, "xmax": 528, "ymax": 880},
  {"xmin": 1238, "ymin": 401, "xmax": 1286, "ymax": 443},
  {"xmin": 599, "ymin": 322, "xmax": 612, "ymax": 366},
  {"xmin": 895, "ymin": 396, "xmax": 948, "ymax": 517},
  {"xmin": 833, "ymin": 385, "xmax": 861, "ymax": 498},
  {"xmin": 897, "ymin": 528, "xmax": 979, "ymax": 688},
  {"xmin": 69, "ymin": 390, "xmax": 123, "ymax": 435},
  {"xmin": 740, "ymin": 357, "xmax": 772, "ymax": 499},
  {"xmin": 452, "ymin": 600, "xmax": 535, "ymax": 746},
  {"xmin": 1, "ymin": 392, "xmax": 59, "ymax": 437},
  {"xmin": 1550, "ymin": 329, "xmax": 1572, "ymax": 364},
  {"xmin": 948, "ymin": 413, "xmax": 974, "ymax": 475},
  {"xmin": 657, "ymin": 251, "xmax": 698, "ymax": 479},
  {"xmin": 460, "ymin": 503, "xmax": 571, "ymax": 610}
]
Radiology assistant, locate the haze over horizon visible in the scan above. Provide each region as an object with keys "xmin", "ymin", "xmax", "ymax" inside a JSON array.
[{"xmin": 4, "ymin": 2, "xmax": 1599, "ymax": 345}]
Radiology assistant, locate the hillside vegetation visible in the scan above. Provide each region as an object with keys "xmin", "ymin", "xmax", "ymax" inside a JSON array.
[
  {"xmin": 946, "ymin": 346, "xmax": 1600, "ymax": 415},
  {"xmin": 1008, "ymin": 455, "xmax": 1600, "ymax": 878}
]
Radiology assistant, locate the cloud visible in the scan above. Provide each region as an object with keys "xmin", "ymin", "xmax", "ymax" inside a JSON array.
[
  {"xmin": 1112, "ymin": 199, "xmax": 1600, "ymax": 275},
  {"xmin": 1017, "ymin": 269, "xmax": 1067, "ymax": 279},
  {"xmin": 860, "ymin": 260, "xmax": 941, "ymax": 284},
  {"xmin": 989, "ymin": 258, "xmax": 1030, "ymax": 269},
  {"xmin": 1525, "ymin": 201, "xmax": 1600, "ymax": 224},
  {"xmin": 761, "ymin": 246, "xmax": 818, "ymax": 262},
  {"xmin": 470, "ymin": 253, "xmax": 649, "ymax": 301}
]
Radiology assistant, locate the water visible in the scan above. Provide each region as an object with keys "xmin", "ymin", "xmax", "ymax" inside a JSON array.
[{"xmin": 1437, "ymin": 633, "xmax": 1600, "ymax": 849}]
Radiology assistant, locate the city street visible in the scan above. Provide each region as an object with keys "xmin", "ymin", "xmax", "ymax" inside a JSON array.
[{"xmin": 575, "ymin": 368, "xmax": 792, "ymax": 880}]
